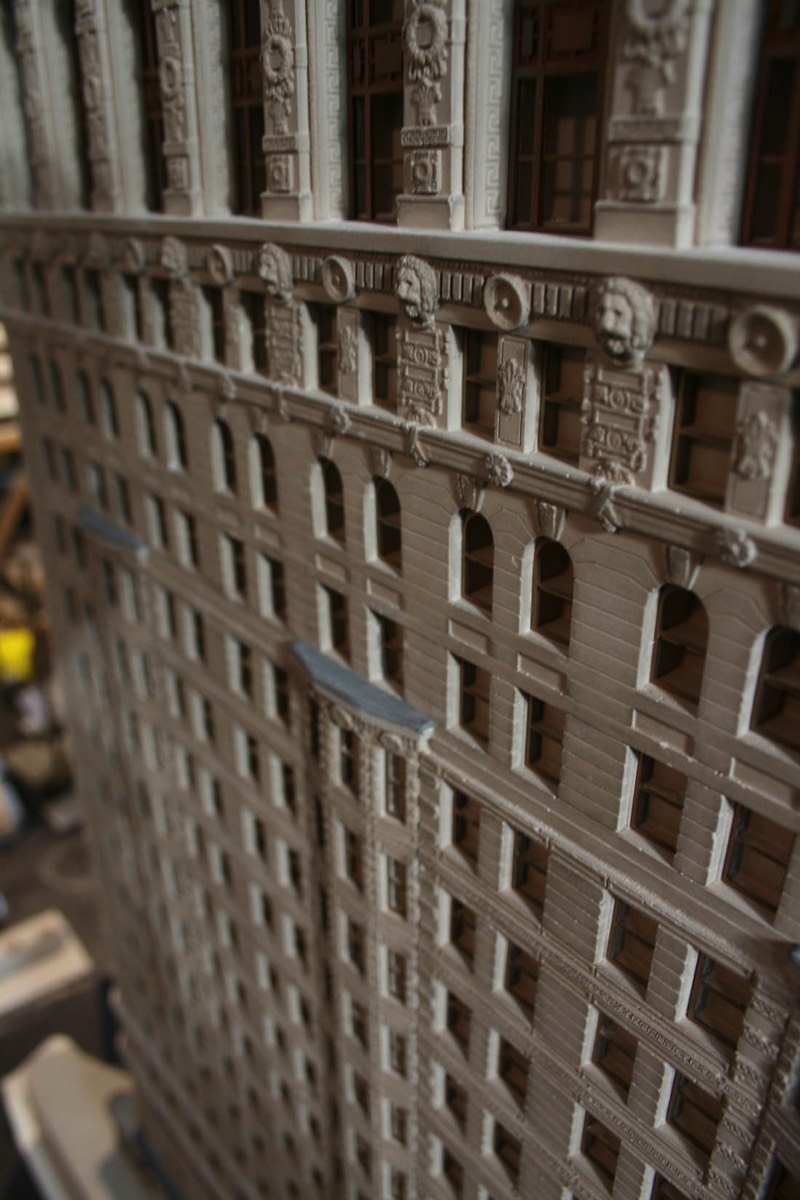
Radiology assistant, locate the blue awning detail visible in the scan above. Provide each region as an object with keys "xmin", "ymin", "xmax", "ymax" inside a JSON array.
[{"xmin": 290, "ymin": 640, "xmax": 434, "ymax": 737}]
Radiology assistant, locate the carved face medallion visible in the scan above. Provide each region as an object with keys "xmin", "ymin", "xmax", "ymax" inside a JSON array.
[{"xmin": 597, "ymin": 292, "xmax": 635, "ymax": 364}]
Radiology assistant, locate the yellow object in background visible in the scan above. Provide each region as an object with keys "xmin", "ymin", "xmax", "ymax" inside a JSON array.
[{"xmin": 0, "ymin": 626, "xmax": 34, "ymax": 683}]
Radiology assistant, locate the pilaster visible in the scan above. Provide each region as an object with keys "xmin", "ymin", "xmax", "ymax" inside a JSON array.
[
  {"xmin": 397, "ymin": 0, "xmax": 466, "ymax": 232},
  {"xmin": 595, "ymin": 0, "xmax": 716, "ymax": 248},
  {"xmin": 260, "ymin": 0, "xmax": 314, "ymax": 221},
  {"xmin": 152, "ymin": 0, "xmax": 203, "ymax": 216},
  {"xmin": 463, "ymin": 0, "xmax": 511, "ymax": 230},
  {"xmin": 74, "ymin": 0, "xmax": 122, "ymax": 212},
  {"xmin": 12, "ymin": 0, "xmax": 58, "ymax": 209}
]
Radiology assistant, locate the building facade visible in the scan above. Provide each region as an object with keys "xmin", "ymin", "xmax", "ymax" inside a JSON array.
[{"xmin": 1, "ymin": 2, "xmax": 800, "ymax": 1199}]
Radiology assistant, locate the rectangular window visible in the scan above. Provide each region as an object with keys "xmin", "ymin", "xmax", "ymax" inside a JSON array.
[
  {"xmin": 385, "ymin": 753, "xmax": 406, "ymax": 821},
  {"xmin": 751, "ymin": 626, "xmax": 800, "ymax": 752},
  {"xmin": 258, "ymin": 553, "xmax": 286, "ymax": 621},
  {"xmin": 339, "ymin": 728, "xmax": 359, "ymax": 793},
  {"xmin": 689, "ymin": 954, "xmax": 751, "ymax": 1053},
  {"xmin": 462, "ymin": 329, "xmax": 497, "ymax": 437},
  {"xmin": 741, "ymin": 6, "xmax": 800, "ymax": 250},
  {"xmin": 386, "ymin": 858, "xmax": 407, "ymax": 916},
  {"xmin": 387, "ymin": 950, "xmax": 406, "ymax": 1001},
  {"xmin": 390, "ymin": 1104, "xmax": 407, "ymax": 1145},
  {"xmin": 523, "ymin": 692, "xmax": 564, "ymax": 785},
  {"xmin": 669, "ymin": 371, "xmax": 738, "ymax": 507},
  {"xmin": 389, "ymin": 1031, "xmax": 407, "ymax": 1075},
  {"xmin": 121, "ymin": 275, "xmax": 141, "ymax": 340},
  {"xmin": 347, "ymin": 1, "xmax": 404, "ymax": 223},
  {"xmin": 152, "ymin": 277, "xmax": 172, "ymax": 348},
  {"xmin": 146, "ymin": 494, "xmax": 169, "ymax": 550},
  {"xmin": 451, "ymin": 790, "xmax": 480, "ymax": 869},
  {"xmin": 324, "ymin": 586, "xmax": 350, "ymax": 660},
  {"xmin": 592, "ymin": 1013, "xmax": 637, "ymax": 1098},
  {"xmin": 344, "ymin": 828, "xmax": 364, "ymax": 891},
  {"xmin": 223, "ymin": 535, "xmax": 247, "ymax": 600},
  {"xmin": 242, "ymin": 291, "xmax": 268, "ymax": 373},
  {"xmin": 347, "ymin": 920, "xmax": 366, "ymax": 974},
  {"xmin": 633, "ymin": 754, "xmax": 686, "ymax": 860},
  {"xmin": 498, "ymin": 1038, "xmax": 529, "ymax": 1107},
  {"xmin": 176, "ymin": 510, "xmax": 199, "ymax": 569},
  {"xmin": 273, "ymin": 665, "xmax": 290, "ymax": 724},
  {"xmin": 376, "ymin": 611, "xmax": 403, "ymax": 686},
  {"xmin": 667, "ymin": 1074, "xmax": 723, "ymax": 1159},
  {"xmin": 444, "ymin": 1073, "xmax": 467, "ymax": 1128},
  {"xmin": 607, "ymin": 899, "xmax": 658, "ymax": 993},
  {"xmin": 314, "ymin": 305, "xmax": 338, "ymax": 394},
  {"xmin": 723, "ymin": 803, "xmax": 794, "ymax": 918},
  {"xmin": 138, "ymin": 0, "xmax": 166, "ymax": 210},
  {"xmin": 494, "ymin": 1122, "xmax": 522, "ymax": 1184},
  {"xmin": 581, "ymin": 1113, "xmax": 620, "ymax": 1192},
  {"xmin": 202, "ymin": 286, "xmax": 226, "ymax": 362},
  {"xmin": 539, "ymin": 343, "xmax": 584, "ymax": 463},
  {"xmin": 511, "ymin": 831, "xmax": 549, "ymax": 916},
  {"xmin": 449, "ymin": 897, "xmax": 476, "ymax": 967},
  {"xmin": 446, "ymin": 991, "xmax": 471, "ymax": 1056},
  {"xmin": 505, "ymin": 942, "xmax": 539, "ymax": 1018},
  {"xmin": 508, "ymin": 0, "xmax": 607, "ymax": 235},
  {"xmin": 228, "ymin": 0, "xmax": 266, "ymax": 215},
  {"xmin": 371, "ymin": 312, "xmax": 397, "ymax": 408},
  {"xmin": 456, "ymin": 656, "xmax": 491, "ymax": 745},
  {"xmin": 83, "ymin": 268, "xmax": 103, "ymax": 329}
]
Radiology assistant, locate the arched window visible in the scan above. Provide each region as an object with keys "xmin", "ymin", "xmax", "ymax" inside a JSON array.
[
  {"xmin": 77, "ymin": 370, "xmax": 95, "ymax": 425},
  {"xmin": 751, "ymin": 626, "xmax": 800, "ymax": 752},
  {"xmin": 651, "ymin": 586, "xmax": 708, "ymax": 708},
  {"xmin": 374, "ymin": 478, "xmax": 401, "ymax": 569},
  {"xmin": 212, "ymin": 418, "xmax": 237, "ymax": 492},
  {"xmin": 252, "ymin": 434, "xmax": 278, "ymax": 510},
  {"xmin": 320, "ymin": 458, "xmax": 345, "ymax": 543},
  {"xmin": 165, "ymin": 401, "xmax": 188, "ymax": 470},
  {"xmin": 136, "ymin": 391, "xmax": 157, "ymax": 457},
  {"xmin": 100, "ymin": 379, "xmax": 119, "ymax": 437},
  {"xmin": 532, "ymin": 538, "xmax": 573, "ymax": 646},
  {"xmin": 461, "ymin": 511, "xmax": 494, "ymax": 613}
]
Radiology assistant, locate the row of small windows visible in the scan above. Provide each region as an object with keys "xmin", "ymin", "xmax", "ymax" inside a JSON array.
[
  {"xmin": 453, "ymin": 604, "xmax": 800, "ymax": 756},
  {"xmin": 443, "ymin": 730, "xmax": 795, "ymax": 929},
  {"xmin": 50, "ymin": 441, "xmax": 799, "ymax": 780},
  {"xmin": 28, "ymin": 312, "xmax": 800, "ymax": 527}
]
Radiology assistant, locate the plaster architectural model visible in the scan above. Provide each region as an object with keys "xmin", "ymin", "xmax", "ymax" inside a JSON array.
[{"xmin": 0, "ymin": 3, "xmax": 799, "ymax": 1200}]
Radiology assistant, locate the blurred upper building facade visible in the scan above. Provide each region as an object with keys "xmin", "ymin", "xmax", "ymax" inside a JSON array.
[
  {"xmin": 0, "ymin": 0, "xmax": 797, "ymax": 250},
  {"xmin": 1, "ymin": 4, "xmax": 800, "ymax": 1200}
]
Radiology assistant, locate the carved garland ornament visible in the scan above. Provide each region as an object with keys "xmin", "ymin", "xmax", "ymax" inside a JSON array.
[
  {"xmin": 405, "ymin": 3, "xmax": 448, "ymax": 81},
  {"xmin": 624, "ymin": 0, "xmax": 692, "ymax": 74},
  {"xmin": 262, "ymin": 7, "xmax": 295, "ymax": 137},
  {"xmin": 498, "ymin": 358, "xmax": 525, "ymax": 415},
  {"xmin": 734, "ymin": 411, "xmax": 779, "ymax": 483}
]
